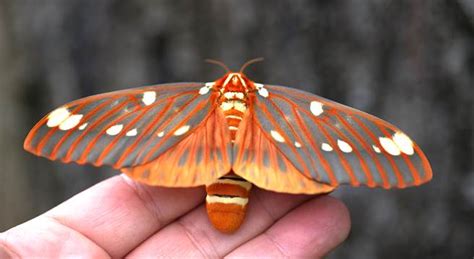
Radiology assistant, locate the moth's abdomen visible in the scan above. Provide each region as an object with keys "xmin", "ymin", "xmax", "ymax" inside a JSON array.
[{"xmin": 205, "ymin": 174, "xmax": 252, "ymax": 233}]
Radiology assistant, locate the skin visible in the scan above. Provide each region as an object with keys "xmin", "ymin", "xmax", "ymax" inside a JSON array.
[{"xmin": 0, "ymin": 175, "xmax": 351, "ymax": 258}]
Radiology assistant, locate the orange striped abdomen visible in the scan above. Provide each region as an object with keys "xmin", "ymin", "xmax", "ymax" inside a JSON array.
[{"xmin": 205, "ymin": 174, "xmax": 252, "ymax": 233}]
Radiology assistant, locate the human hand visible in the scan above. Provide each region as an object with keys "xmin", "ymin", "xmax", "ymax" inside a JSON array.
[{"xmin": 0, "ymin": 175, "xmax": 350, "ymax": 258}]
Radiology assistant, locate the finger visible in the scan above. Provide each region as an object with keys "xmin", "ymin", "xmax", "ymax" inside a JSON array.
[
  {"xmin": 127, "ymin": 187, "xmax": 313, "ymax": 258},
  {"xmin": 1, "ymin": 175, "xmax": 205, "ymax": 258},
  {"xmin": 226, "ymin": 196, "xmax": 351, "ymax": 258},
  {"xmin": 1, "ymin": 216, "xmax": 110, "ymax": 258}
]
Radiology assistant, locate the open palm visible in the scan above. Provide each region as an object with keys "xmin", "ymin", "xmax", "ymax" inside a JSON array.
[{"xmin": 0, "ymin": 175, "xmax": 350, "ymax": 258}]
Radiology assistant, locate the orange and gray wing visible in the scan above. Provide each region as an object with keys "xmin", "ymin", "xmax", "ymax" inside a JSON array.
[
  {"xmin": 233, "ymin": 84, "xmax": 432, "ymax": 191},
  {"xmin": 121, "ymin": 108, "xmax": 232, "ymax": 186},
  {"xmin": 232, "ymin": 109, "xmax": 335, "ymax": 194},
  {"xmin": 24, "ymin": 83, "xmax": 232, "ymax": 186}
]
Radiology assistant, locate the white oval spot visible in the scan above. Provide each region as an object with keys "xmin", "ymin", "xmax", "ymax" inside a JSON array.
[
  {"xmin": 59, "ymin": 114, "xmax": 83, "ymax": 130},
  {"xmin": 270, "ymin": 130, "xmax": 285, "ymax": 143},
  {"xmin": 372, "ymin": 145, "xmax": 381, "ymax": 153},
  {"xmin": 157, "ymin": 131, "xmax": 164, "ymax": 137},
  {"xmin": 310, "ymin": 101, "xmax": 324, "ymax": 116},
  {"xmin": 321, "ymin": 143, "xmax": 333, "ymax": 152},
  {"xmin": 337, "ymin": 139, "xmax": 353, "ymax": 153},
  {"xmin": 78, "ymin": 122, "xmax": 88, "ymax": 130},
  {"xmin": 126, "ymin": 128, "xmax": 138, "ymax": 136},
  {"xmin": 379, "ymin": 137, "xmax": 401, "ymax": 156},
  {"xmin": 142, "ymin": 91, "xmax": 156, "ymax": 106},
  {"xmin": 294, "ymin": 141, "xmax": 302, "ymax": 148},
  {"xmin": 106, "ymin": 124, "xmax": 123, "ymax": 136},
  {"xmin": 199, "ymin": 86, "xmax": 210, "ymax": 95},
  {"xmin": 235, "ymin": 92, "xmax": 244, "ymax": 99},
  {"xmin": 258, "ymin": 87, "xmax": 269, "ymax": 98},
  {"xmin": 392, "ymin": 132, "xmax": 414, "ymax": 155},
  {"xmin": 47, "ymin": 107, "xmax": 71, "ymax": 127},
  {"xmin": 174, "ymin": 125, "xmax": 190, "ymax": 136}
]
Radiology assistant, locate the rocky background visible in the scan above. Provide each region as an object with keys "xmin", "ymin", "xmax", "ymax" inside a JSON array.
[{"xmin": 0, "ymin": 1, "xmax": 472, "ymax": 258}]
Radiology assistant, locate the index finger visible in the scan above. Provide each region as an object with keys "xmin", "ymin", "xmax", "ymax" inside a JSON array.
[{"xmin": 1, "ymin": 175, "xmax": 205, "ymax": 258}]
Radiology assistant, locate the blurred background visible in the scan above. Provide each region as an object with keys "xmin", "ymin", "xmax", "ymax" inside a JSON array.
[{"xmin": 0, "ymin": 0, "xmax": 472, "ymax": 258}]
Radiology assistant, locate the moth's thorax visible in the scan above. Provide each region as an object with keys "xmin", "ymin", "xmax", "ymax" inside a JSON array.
[{"xmin": 213, "ymin": 73, "xmax": 255, "ymax": 142}]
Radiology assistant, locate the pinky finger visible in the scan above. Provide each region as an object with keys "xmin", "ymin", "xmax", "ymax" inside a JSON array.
[{"xmin": 226, "ymin": 195, "xmax": 351, "ymax": 258}]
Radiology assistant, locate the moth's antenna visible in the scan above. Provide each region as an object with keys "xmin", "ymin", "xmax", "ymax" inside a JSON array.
[
  {"xmin": 239, "ymin": 57, "xmax": 264, "ymax": 73},
  {"xmin": 205, "ymin": 59, "xmax": 231, "ymax": 73}
]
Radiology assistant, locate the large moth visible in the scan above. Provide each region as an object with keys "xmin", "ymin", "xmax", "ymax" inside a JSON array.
[{"xmin": 24, "ymin": 59, "xmax": 432, "ymax": 233}]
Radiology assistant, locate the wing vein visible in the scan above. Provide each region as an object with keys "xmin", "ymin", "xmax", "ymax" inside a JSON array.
[
  {"xmin": 254, "ymin": 99, "xmax": 311, "ymax": 176},
  {"xmin": 63, "ymin": 98, "xmax": 129, "ymax": 163},
  {"xmin": 299, "ymin": 108, "xmax": 360, "ymax": 186},
  {"xmin": 266, "ymin": 95, "xmax": 319, "ymax": 177},
  {"xmin": 333, "ymin": 112, "xmax": 389, "ymax": 187},
  {"xmin": 94, "ymin": 99, "xmax": 159, "ymax": 165},
  {"xmin": 377, "ymin": 125, "xmax": 421, "ymax": 185},
  {"xmin": 115, "ymin": 97, "xmax": 177, "ymax": 167},
  {"xmin": 318, "ymin": 113, "xmax": 375, "ymax": 187},
  {"xmin": 351, "ymin": 116, "xmax": 405, "ymax": 188},
  {"xmin": 78, "ymin": 97, "xmax": 143, "ymax": 164},
  {"xmin": 39, "ymin": 102, "xmax": 90, "ymax": 157},
  {"xmin": 138, "ymin": 93, "xmax": 208, "ymax": 164}
]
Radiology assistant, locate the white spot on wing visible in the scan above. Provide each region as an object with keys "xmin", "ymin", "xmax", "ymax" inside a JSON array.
[
  {"xmin": 199, "ymin": 86, "xmax": 210, "ymax": 95},
  {"xmin": 126, "ymin": 128, "xmax": 138, "ymax": 136},
  {"xmin": 392, "ymin": 132, "xmax": 414, "ymax": 155},
  {"xmin": 106, "ymin": 124, "xmax": 123, "ymax": 136},
  {"xmin": 78, "ymin": 122, "xmax": 88, "ymax": 130},
  {"xmin": 310, "ymin": 101, "xmax": 324, "ymax": 116},
  {"xmin": 294, "ymin": 141, "xmax": 302, "ymax": 148},
  {"xmin": 59, "ymin": 114, "xmax": 83, "ymax": 130},
  {"xmin": 270, "ymin": 130, "xmax": 285, "ymax": 143},
  {"xmin": 258, "ymin": 87, "xmax": 269, "ymax": 98},
  {"xmin": 174, "ymin": 125, "xmax": 190, "ymax": 136},
  {"xmin": 372, "ymin": 145, "xmax": 381, "ymax": 153},
  {"xmin": 47, "ymin": 107, "xmax": 70, "ymax": 127},
  {"xmin": 379, "ymin": 137, "xmax": 401, "ymax": 156},
  {"xmin": 142, "ymin": 91, "xmax": 156, "ymax": 106},
  {"xmin": 157, "ymin": 131, "xmax": 164, "ymax": 137},
  {"xmin": 321, "ymin": 143, "xmax": 333, "ymax": 152},
  {"xmin": 337, "ymin": 139, "xmax": 353, "ymax": 153}
]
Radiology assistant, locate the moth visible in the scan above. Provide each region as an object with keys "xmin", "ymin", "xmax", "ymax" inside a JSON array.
[{"xmin": 24, "ymin": 59, "xmax": 432, "ymax": 233}]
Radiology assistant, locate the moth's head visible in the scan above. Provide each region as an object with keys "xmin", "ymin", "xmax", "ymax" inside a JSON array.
[
  {"xmin": 217, "ymin": 72, "xmax": 252, "ymax": 92},
  {"xmin": 205, "ymin": 58, "xmax": 264, "ymax": 93}
]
